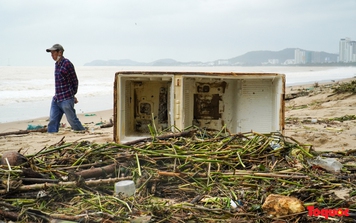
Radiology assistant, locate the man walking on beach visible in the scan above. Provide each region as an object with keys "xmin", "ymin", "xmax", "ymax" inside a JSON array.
[{"xmin": 46, "ymin": 44, "xmax": 86, "ymax": 133}]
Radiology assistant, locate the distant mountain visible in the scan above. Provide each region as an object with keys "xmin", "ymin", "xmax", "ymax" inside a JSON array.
[
  {"xmin": 84, "ymin": 59, "xmax": 145, "ymax": 66},
  {"xmin": 146, "ymin": 58, "xmax": 206, "ymax": 66},
  {"xmin": 148, "ymin": 59, "xmax": 182, "ymax": 66},
  {"xmin": 228, "ymin": 48, "xmax": 297, "ymax": 65},
  {"xmin": 84, "ymin": 48, "xmax": 339, "ymax": 66},
  {"xmin": 85, "ymin": 58, "xmax": 203, "ymax": 66}
]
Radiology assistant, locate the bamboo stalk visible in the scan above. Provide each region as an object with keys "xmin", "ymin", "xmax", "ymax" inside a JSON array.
[
  {"xmin": 0, "ymin": 177, "xmax": 132, "ymax": 194},
  {"xmin": 136, "ymin": 152, "xmax": 142, "ymax": 177},
  {"xmin": 158, "ymin": 171, "xmax": 309, "ymax": 179},
  {"xmin": 0, "ymin": 128, "xmax": 353, "ymax": 222},
  {"xmin": 0, "ymin": 128, "xmax": 47, "ymax": 137}
]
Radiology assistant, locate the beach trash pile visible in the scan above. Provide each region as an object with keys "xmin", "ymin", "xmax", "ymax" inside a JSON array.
[{"xmin": 0, "ymin": 127, "xmax": 355, "ymax": 222}]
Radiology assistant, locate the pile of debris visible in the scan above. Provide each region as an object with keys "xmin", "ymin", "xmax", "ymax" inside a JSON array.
[{"xmin": 0, "ymin": 127, "xmax": 355, "ymax": 222}]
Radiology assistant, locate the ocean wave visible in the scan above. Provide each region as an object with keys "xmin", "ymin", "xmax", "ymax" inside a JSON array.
[{"xmin": 1, "ymin": 66, "xmax": 356, "ymax": 123}]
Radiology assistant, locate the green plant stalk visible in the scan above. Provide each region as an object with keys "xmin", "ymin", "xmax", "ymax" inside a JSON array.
[
  {"xmin": 236, "ymin": 151, "xmax": 246, "ymax": 168},
  {"xmin": 277, "ymin": 179, "xmax": 303, "ymax": 187},
  {"xmin": 72, "ymin": 147, "xmax": 92, "ymax": 166},
  {"xmin": 83, "ymin": 198, "xmax": 117, "ymax": 215},
  {"xmin": 242, "ymin": 135, "xmax": 259, "ymax": 149},
  {"xmin": 329, "ymin": 199, "xmax": 348, "ymax": 209},
  {"xmin": 147, "ymin": 124, "xmax": 155, "ymax": 140},
  {"xmin": 151, "ymin": 113, "xmax": 158, "ymax": 135},
  {"xmin": 4, "ymin": 198, "xmax": 36, "ymax": 204},
  {"xmin": 111, "ymin": 196, "xmax": 132, "ymax": 212},
  {"xmin": 97, "ymin": 193, "xmax": 103, "ymax": 212},
  {"xmin": 213, "ymin": 124, "xmax": 227, "ymax": 139},
  {"xmin": 136, "ymin": 153, "xmax": 142, "ymax": 177},
  {"xmin": 255, "ymin": 138, "xmax": 273, "ymax": 156},
  {"xmin": 26, "ymin": 143, "xmax": 74, "ymax": 158},
  {"xmin": 308, "ymin": 172, "xmax": 333, "ymax": 184},
  {"xmin": 241, "ymin": 175, "xmax": 274, "ymax": 180},
  {"xmin": 30, "ymin": 166, "xmax": 68, "ymax": 176},
  {"xmin": 296, "ymin": 145, "xmax": 314, "ymax": 158},
  {"xmin": 350, "ymin": 190, "xmax": 356, "ymax": 197},
  {"xmin": 0, "ymin": 169, "xmax": 22, "ymax": 174},
  {"xmin": 133, "ymin": 148, "xmax": 227, "ymax": 164},
  {"xmin": 230, "ymin": 189, "xmax": 238, "ymax": 201}
]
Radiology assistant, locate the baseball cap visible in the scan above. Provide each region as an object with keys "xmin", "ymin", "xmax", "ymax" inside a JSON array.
[{"xmin": 46, "ymin": 44, "xmax": 64, "ymax": 52}]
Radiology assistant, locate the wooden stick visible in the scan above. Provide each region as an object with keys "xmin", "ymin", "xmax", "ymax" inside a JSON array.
[
  {"xmin": 0, "ymin": 177, "xmax": 132, "ymax": 195},
  {"xmin": 74, "ymin": 163, "xmax": 118, "ymax": 179},
  {"xmin": 0, "ymin": 128, "xmax": 47, "ymax": 137},
  {"xmin": 0, "ymin": 210, "xmax": 19, "ymax": 221},
  {"xmin": 100, "ymin": 123, "xmax": 114, "ymax": 128},
  {"xmin": 158, "ymin": 171, "xmax": 309, "ymax": 179},
  {"xmin": 122, "ymin": 130, "xmax": 195, "ymax": 146}
]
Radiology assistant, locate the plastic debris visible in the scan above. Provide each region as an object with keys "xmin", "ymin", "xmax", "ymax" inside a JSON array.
[
  {"xmin": 270, "ymin": 141, "xmax": 281, "ymax": 150},
  {"xmin": 27, "ymin": 124, "xmax": 44, "ymax": 130},
  {"xmin": 115, "ymin": 180, "xmax": 136, "ymax": 196},
  {"xmin": 84, "ymin": 113, "xmax": 96, "ymax": 116},
  {"xmin": 308, "ymin": 156, "xmax": 343, "ymax": 172},
  {"xmin": 230, "ymin": 199, "xmax": 238, "ymax": 209}
]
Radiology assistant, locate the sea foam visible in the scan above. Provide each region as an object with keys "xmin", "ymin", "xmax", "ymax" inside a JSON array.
[{"xmin": 0, "ymin": 66, "xmax": 355, "ymax": 123}]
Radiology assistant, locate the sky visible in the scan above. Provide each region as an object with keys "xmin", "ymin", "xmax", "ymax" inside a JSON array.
[{"xmin": 0, "ymin": 0, "xmax": 355, "ymax": 66}]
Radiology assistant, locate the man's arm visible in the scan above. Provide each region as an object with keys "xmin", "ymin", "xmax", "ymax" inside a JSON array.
[{"xmin": 64, "ymin": 60, "xmax": 79, "ymax": 95}]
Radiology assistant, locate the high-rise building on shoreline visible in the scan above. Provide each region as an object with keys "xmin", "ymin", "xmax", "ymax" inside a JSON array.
[
  {"xmin": 293, "ymin": 49, "xmax": 332, "ymax": 64},
  {"xmin": 294, "ymin": 49, "xmax": 305, "ymax": 64},
  {"xmin": 295, "ymin": 37, "xmax": 356, "ymax": 64},
  {"xmin": 339, "ymin": 38, "xmax": 356, "ymax": 63}
]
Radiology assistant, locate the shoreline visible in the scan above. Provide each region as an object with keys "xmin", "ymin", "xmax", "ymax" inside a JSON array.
[
  {"xmin": 1, "ymin": 66, "xmax": 355, "ymax": 123},
  {"xmin": 0, "ymin": 109, "xmax": 115, "ymax": 156},
  {"xmin": 0, "ymin": 77, "xmax": 354, "ymax": 133},
  {"xmin": 1, "ymin": 76, "xmax": 356, "ymax": 155},
  {"xmin": 0, "ymin": 94, "xmax": 113, "ymax": 124},
  {"xmin": 0, "ymin": 109, "xmax": 114, "ymax": 134},
  {"xmin": 1, "ymin": 76, "xmax": 354, "ymax": 125},
  {"xmin": 286, "ymin": 77, "xmax": 355, "ymax": 87}
]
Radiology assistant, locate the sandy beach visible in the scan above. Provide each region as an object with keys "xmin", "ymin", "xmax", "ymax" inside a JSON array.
[
  {"xmin": 285, "ymin": 77, "xmax": 356, "ymax": 152},
  {"xmin": 0, "ymin": 109, "xmax": 115, "ymax": 155},
  {"xmin": 1, "ymin": 78, "xmax": 356, "ymax": 155}
]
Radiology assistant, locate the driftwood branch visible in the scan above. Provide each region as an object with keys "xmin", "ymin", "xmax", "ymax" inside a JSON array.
[
  {"xmin": 0, "ymin": 210, "xmax": 19, "ymax": 221},
  {"xmin": 0, "ymin": 177, "xmax": 132, "ymax": 195},
  {"xmin": 74, "ymin": 163, "xmax": 118, "ymax": 179},
  {"xmin": 0, "ymin": 128, "xmax": 47, "ymax": 137},
  {"xmin": 100, "ymin": 123, "xmax": 114, "ymax": 128},
  {"xmin": 158, "ymin": 171, "xmax": 309, "ymax": 179},
  {"xmin": 123, "ymin": 130, "xmax": 195, "ymax": 146},
  {"xmin": 1, "ymin": 208, "xmax": 114, "ymax": 222},
  {"xmin": 21, "ymin": 178, "xmax": 60, "ymax": 184}
]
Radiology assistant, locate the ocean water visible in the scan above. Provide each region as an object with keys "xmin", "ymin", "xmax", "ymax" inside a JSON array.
[{"xmin": 1, "ymin": 66, "xmax": 356, "ymax": 123}]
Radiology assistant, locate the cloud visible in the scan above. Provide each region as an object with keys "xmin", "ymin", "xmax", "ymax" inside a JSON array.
[{"xmin": 0, "ymin": 0, "xmax": 355, "ymax": 66}]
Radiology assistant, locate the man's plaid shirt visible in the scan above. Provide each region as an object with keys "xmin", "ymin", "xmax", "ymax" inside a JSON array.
[{"xmin": 53, "ymin": 57, "xmax": 78, "ymax": 102}]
